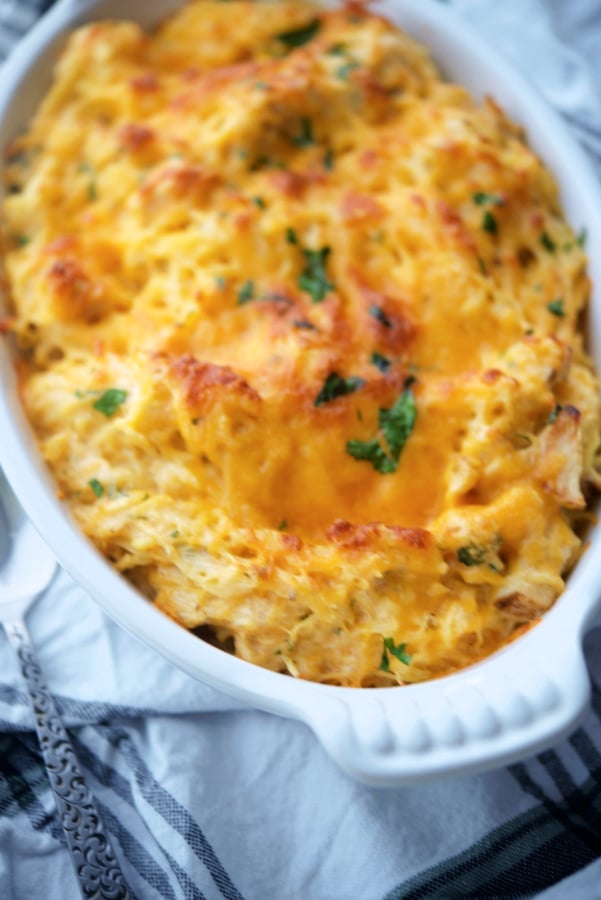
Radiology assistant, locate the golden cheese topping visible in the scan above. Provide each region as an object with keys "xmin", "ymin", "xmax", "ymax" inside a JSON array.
[{"xmin": 2, "ymin": 0, "xmax": 601, "ymax": 685}]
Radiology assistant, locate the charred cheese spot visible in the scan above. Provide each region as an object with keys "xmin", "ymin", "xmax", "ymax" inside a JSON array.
[{"xmin": 2, "ymin": 0, "xmax": 600, "ymax": 686}]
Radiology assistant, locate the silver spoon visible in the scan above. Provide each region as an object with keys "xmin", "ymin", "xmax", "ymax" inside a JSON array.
[{"xmin": 0, "ymin": 470, "xmax": 130, "ymax": 899}]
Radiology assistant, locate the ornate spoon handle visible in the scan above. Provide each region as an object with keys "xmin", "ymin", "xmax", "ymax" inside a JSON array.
[{"xmin": 3, "ymin": 618, "xmax": 131, "ymax": 900}]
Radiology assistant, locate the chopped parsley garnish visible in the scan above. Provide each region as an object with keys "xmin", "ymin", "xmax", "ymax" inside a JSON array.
[
  {"xmin": 482, "ymin": 210, "xmax": 497, "ymax": 235},
  {"xmin": 215, "ymin": 275, "xmax": 227, "ymax": 290},
  {"xmin": 250, "ymin": 156, "xmax": 285, "ymax": 172},
  {"xmin": 286, "ymin": 227, "xmax": 298, "ymax": 245},
  {"xmin": 514, "ymin": 433, "xmax": 532, "ymax": 446},
  {"xmin": 88, "ymin": 478, "xmax": 104, "ymax": 498},
  {"xmin": 378, "ymin": 380, "xmax": 417, "ymax": 460},
  {"xmin": 346, "ymin": 379, "xmax": 417, "ymax": 474},
  {"xmin": 79, "ymin": 162, "xmax": 97, "ymax": 202},
  {"xmin": 457, "ymin": 544, "xmax": 487, "ymax": 566},
  {"xmin": 379, "ymin": 637, "xmax": 411, "ymax": 672},
  {"xmin": 547, "ymin": 298, "xmax": 565, "ymax": 317},
  {"xmin": 323, "ymin": 148, "xmax": 334, "ymax": 171},
  {"xmin": 170, "ymin": 530, "xmax": 180, "ymax": 538},
  {"xmin": 13, "ymin": 233, "xmax": 30, "ymax": 248},
  {"xmin": 368, "ymin": 304, "xmax": 392, "ymax": 328},
  {"xmin": 540, "ymin": 231, "xmax": 556, "ymax": 253},
  {"xmin": 548, "ymin": 404, "xmax": 563, "ymax": 424},
  {"xmin": 252, "ymin": 196, "xmax": 266, "ymax": 209},
  {"xmin": 346, "ymin": 438, "xmax": 396, "ymax": 474},
  {"xmin": 370, "ymin": 351, "xmax": 391, "ymax": 373},
  {"xmin": 298, "ymin": 247, "xmax": 334, "ymax": 302},
  {"xmin": 277, "ymin": 519, "xmax": 288, "ymax": 531},
  {"xmin": 576, "ymin": 227, "xmax": 587, "ymax": 247},
  {"xmin": 314, "ymin": 372, "xmax": 365, "ymax": 407},
  {"xmin": 457, "ymin": 539, "xmax": 503, "ymax": 572},
  {"xmin": 292, "ymin": 117, "xmax": 315, "ymax": 148},
  {"xmin": 477, "ymin": 256, "xmax": 488, "ymax": 276},
  {"xmin": 92, "ymin": 388, "xmax": 127, "ymax": 417},
  {"xmin": 473, "ymin": 192, "xmax": 504, "ymax": 206},
  {"xmin": 327, "ymin": 42, "xmax": 348, "ymax": 56},
  {"xmin": 275, "ymin": 18, "xmax": 321, "ymax": 50},
  {"xmin": 336, "ymin": 61, "xmax": 359, "ymax": 80},
  {"xmin": 237, "ymin": 280, "xmax": 255, "ymax": 305}
]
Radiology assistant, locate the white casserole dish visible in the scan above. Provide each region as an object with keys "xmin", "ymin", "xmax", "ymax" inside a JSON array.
[{"xmin": 1, "ymin": 0, "xmax": 601, "ymax": 786}]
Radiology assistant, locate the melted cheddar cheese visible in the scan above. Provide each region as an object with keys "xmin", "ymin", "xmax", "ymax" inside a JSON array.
[{"xmin": 2, "ymin": 0, "xmax": 601, "ymax": 685}]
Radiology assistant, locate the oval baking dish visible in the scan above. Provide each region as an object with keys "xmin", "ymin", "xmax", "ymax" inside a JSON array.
[{"xmin": 1, "ymin": 0, "xmax": 601, "ymax": 785}]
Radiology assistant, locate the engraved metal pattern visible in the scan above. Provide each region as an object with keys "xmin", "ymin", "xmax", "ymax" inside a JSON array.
[{"xmin": 4, "ymin": 619, "xmax": 130, "ymax": 900}]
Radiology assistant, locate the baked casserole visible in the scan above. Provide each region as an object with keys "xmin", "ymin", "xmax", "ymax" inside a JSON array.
[{"xmin": 2, "ymin": 0, "xmax": 600, "ymax": 686}]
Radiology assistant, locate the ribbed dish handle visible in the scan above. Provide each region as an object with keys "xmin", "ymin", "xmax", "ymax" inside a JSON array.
[{"xmin": 301, "ymin": 625, "xmax": 592, "ymax": 786}]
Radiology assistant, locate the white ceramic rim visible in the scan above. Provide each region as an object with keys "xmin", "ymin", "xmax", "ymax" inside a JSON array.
[{"xmin": 1, "ymin": 0, "xmax": 601, "ymax": 786}]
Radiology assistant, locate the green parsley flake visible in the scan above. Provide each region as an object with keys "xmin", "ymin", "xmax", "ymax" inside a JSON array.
[
  {"xmin": 346, "ymin": 380, "xmax": 417, "ymax": 474},
  {"xmin": 379, "ymin": 637, "xmax": 412, "ymax": 672},
  {"xmin": 540, "ymin": 231, "xmax": 556, "ymax": 253},
  {"xmin": 577, "ymin": 228, "xmax": 587, "ymax": 247},
  {"xmin": 457, "ymin": 544, "xmax": 486, "ymax": 566},
  {"xmin": 298, "ymin": 247, "xmax": 334, "ymax": 302},
  {"xmin": 547, "ymin": 298, "xmax": 565, "ymax": 317},
  {"xmin": 215, "ymin": 275, "xmax": 227, "ymax": 290},
  {"xmin": 514, "ymin": 433, "xmax": 532, "ymax": 446},
  {"xmin": 237, "ymin": 280, "xmax": 255, "ymax": 305},
  {"xmin": 327, "ymin": 42, "xmax": 348, "ymax": 56},
  {"xmin": 473, "ymin": 192, "xmax": 504, "ymax": 206},
  {"xmin": 336, "ymin": 61, "xmax": 359, "ymax": 80},
  {"xmin": 323, "ymin": 149, "xmax": 334, "ymax": 171},
  {"xmin": 482, "ymin": 210, "xmax": 497, "ymax": 235},
  {"xmin": 92, "ymin": 388, "xmax": 127, "ymax": 417},
  {"xmin": 250, "ymin": 156, "xmax": 285, "ymax": 172},
  {"xmin": 79, "ymin": 162, "xmax": 97, "ymax": 202},
  {"xmin": 379, "ymin": 381, "xmax": 417, "ymax": 460},
  {"xmin": 252, "ymin": 196, "xmax": 266, "ymax": 209},
  {"xmin": 370, "ymin": 351, "xmax": 391, "ymax": 373},
  {"xmin": 292, "ymin": 117, "xmax": 315, "ymax": 148},
  {"xmin": 276, "ymin": 18, "xmax": 321, "ymax": 50},
  {"xmin": 277, "ymin": 519, "xmax": 288, "ymax": 531},
  {"xmin": 369, "ymin": 304, "xmax": 392, "ymax": 328},
  {"xmin": 286, "ymin": 227, "xmax": 298, "ymax": 245},
  {"xmin": 314, "ymin": 372, "xmax": 364, "ymax": 407},
  {"xmin": 548, "ymin": 404, "xmax": 563, "ymax": 425},
  {"xmin": 346, "ymin": 438, "xmax": 396, "ymax": 474},
  {"xmin": 88, "ymin": 478, "xmax": 104, "ymax": 498}
]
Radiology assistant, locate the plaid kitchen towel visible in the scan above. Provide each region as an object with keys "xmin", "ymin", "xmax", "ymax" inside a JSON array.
[{"xmin": 1, "ymin": 1, "xmax": 601, "ymax": 898}]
